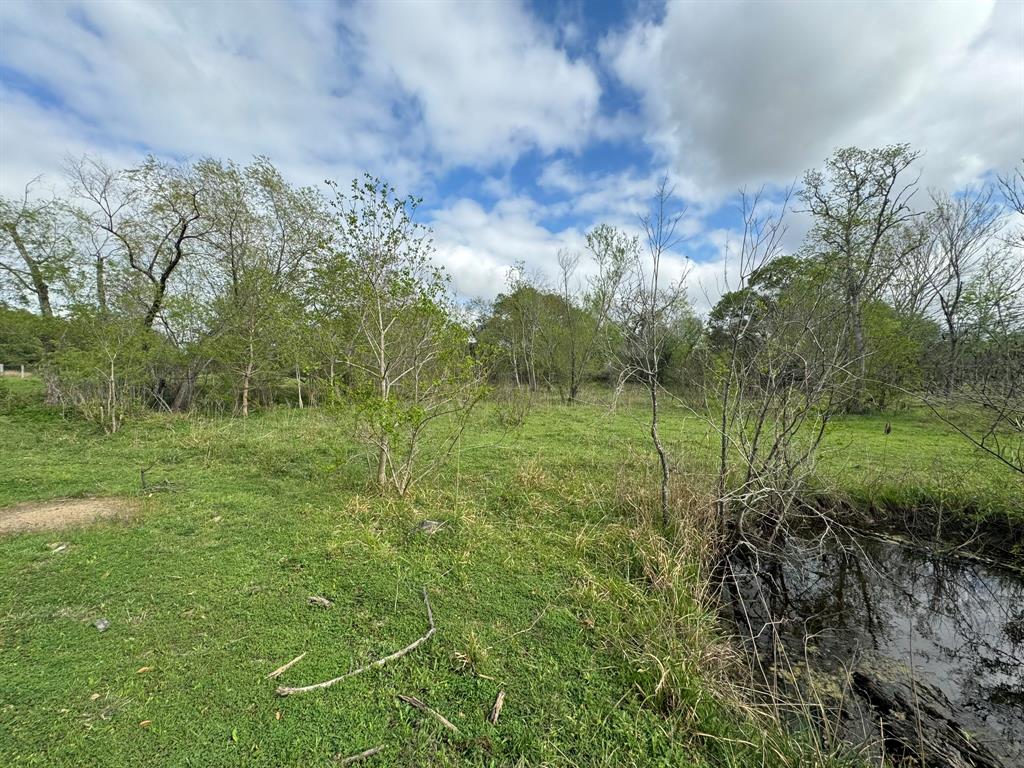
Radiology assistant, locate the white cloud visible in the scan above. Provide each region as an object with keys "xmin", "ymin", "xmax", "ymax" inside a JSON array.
[
  {"xmin": 349, "ymin": 1, "xmax": 601, "ymax": 166},
  {"xmin": 0, "ymin": 0, "xmax": 414, "ymax": 194},
  {"xmin": 604, "ymin": 0, "xmax": 1021, "ymax": 198},
  {"xmin": 430, "ymin": 197, "xmax": 585, "ymax": 299},
  {"xmin": 0, "ymin": 0, "xmax": 603, "ymax": 196}
]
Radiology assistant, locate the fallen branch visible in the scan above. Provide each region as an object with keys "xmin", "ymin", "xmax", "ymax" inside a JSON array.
[
  {"xmin": 334, "ymin": 745, "xmax": 383, "ymax": 765},
  {"xmin": 397, "ymin": 694, "xmax": 461, "ymax": 735},
  {"xmin": 275, "ymin": 587, "xmax": 436, "ymax": 696},
  {"xmin": 488, "ymin": 690, "xmax": 505, "ymax": 724},
  {"xmin": 266, "ymin": 652, "xmax": 307, "ymax": 680}
]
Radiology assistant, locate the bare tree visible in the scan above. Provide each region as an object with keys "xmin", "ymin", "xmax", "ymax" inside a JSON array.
[
  {"xmin": 925, "ymin": 186, "xmax": 1002, "ymax": 394},
  {"xmin": 615, "ymin": 179, "xmax": 689, "ymax": 526},
  {"xmin": 885, "ymin": 219, "xmax": 936, "ymax": 317},
  {"xmin": 552, "ymin": 229, "xmax": 628, "ymax": 403},
  {"xmin": 914, "ymin": 163, "xmax": 1024, "ymax": 475},
  {"xmin": 711, "ymin": 187, "xmax": 852, "ymax": 541},
  {"xmin": 998, "ymin": 159, "xmax": 1024, "ymax": 250},
  {"xmin": 801, "ymin": 144, "xmax": 923, "ymax": 411}
]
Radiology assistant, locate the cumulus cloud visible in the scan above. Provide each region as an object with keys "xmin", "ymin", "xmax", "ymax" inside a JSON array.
[
  {"xmin": 353, "ymin": 1, "xmax": 601, "ymax": 166},
  {"xmin": 0, "ymin": 0, "xmax": 602, "ymax": 195},
  {"xmin": 2, "ymin": 0, "xmax": 1020, "ymax": 316},
  {"xmin": 430, "ymin": 196, "xmax": 586, "ymax": 299},
  {"xmin": 0, "ymin": 0, "xmax": 409, "ymax": 192},
  {"xmin": 604, "ymin": 0, "xmax": 1021, "ymax": 198}
]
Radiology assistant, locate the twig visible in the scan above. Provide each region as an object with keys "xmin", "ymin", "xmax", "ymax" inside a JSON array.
[
  {"xmin": 397, "ymin": 694, "xmax": 461, "ymax": 734},
  {"xmin": 488, "ymin": 690, "xmax": 505, "ymax": 724},
  {"xmin": 266, "ymin": 652, "xmax": 306, "ymax": 680},
  {"xmin": 501, "ymin": 605, "xmax": 549, "ymax": 644},
  {"xmin": 140, "ymin": 463, "xmax": 156, "ymax": 491},
  {"xmin": 275, "ymin": 587, "xmax": 436, "ymax": 696},
  {"xmin": 334, "ymin": 745, "xmax": 383, "ymax": 765}
]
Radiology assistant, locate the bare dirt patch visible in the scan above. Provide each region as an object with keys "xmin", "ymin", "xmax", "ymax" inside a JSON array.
[{"xmin": 0, "ymin": 498, "xmax": 139, "ymax": 534}]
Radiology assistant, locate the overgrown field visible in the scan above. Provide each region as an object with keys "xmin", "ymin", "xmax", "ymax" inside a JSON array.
[{"xmin": 1, "ymin": 378, "xmax": 1020, "ymax": 766}]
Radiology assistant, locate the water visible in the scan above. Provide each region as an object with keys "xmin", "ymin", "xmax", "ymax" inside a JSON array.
[{"xmin": 728, "ymin": 533, "xmax": 1024, "ymax": 763}]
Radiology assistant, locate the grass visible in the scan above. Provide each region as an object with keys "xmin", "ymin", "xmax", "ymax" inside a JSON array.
[{"xmin": 0, "ymin": 377, "xmax": 1020, "ymax": 766}]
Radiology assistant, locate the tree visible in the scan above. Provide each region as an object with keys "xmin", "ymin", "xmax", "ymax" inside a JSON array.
[
  {"xmin": 319, "ymin": 175, "xmax": 485, "ymax": 495},
  {"xmin": 481, "ymin": 262, "xmax": 546, "ymax": 390},
  {"xmin": 924, "ymin": 248, "xmax": 1024, "ymax": 475},
  {"xmin": 614, "ymin": 180, "xmax": 689, "ymax": 525},
  {"xmin": 711, "ymin": 187, "xmax": 852, "ymax": 539},
  {"xmin": 0, "ymin": 183, "xmax": 79, "ymax": 318},
  {"xmin": 551, "ymin": 232, "xmax": 628, "ymax": 403},
  {"xmin": 998, "ymin": 159, "xmax": 1024, "ymax": 248},
  {"xmin": 800, "ymin": 144, "xmax": 923, "ymax": 411},
  {"xmin": 68, "ymin": 155, "xmax": 208, "ymax": 329},
  {"xmin": 925, "ymin": 186, "xmax": 1001, "ymax": 394},
  {"xmin": 195, "ymin": 158, "xmax": 329, "ymax": 414},
  {"xmin": 205, "ymin": 268, "xmax": 297, "ymax": 416},
  {"xmin": 886, "ymin": 219, "xmax": 936, "ymax": 318}
]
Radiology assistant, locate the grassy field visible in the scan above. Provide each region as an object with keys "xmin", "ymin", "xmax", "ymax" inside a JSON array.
[{"xmin": 1, "ymin": 377, "xmax": 1020, "ymax": 766}]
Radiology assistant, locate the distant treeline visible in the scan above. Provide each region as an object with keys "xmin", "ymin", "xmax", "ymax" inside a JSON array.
[{"xmin": 1, "ymin": 147, "xmax": 1022, "ymax": 437}]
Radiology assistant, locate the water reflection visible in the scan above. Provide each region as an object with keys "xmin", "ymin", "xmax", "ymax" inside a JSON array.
[{"xmin": 729, "ymin": 535, "xmax": 1024, "ymax": 762}]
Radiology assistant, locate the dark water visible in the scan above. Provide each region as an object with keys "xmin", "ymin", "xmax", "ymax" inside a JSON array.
[{"xmin": 729, "ymin": 534, "xmax": 1024, "ymax": 763}]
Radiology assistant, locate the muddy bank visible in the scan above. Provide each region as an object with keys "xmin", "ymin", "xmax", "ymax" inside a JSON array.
[{"xmin": 801, "ymin": 492, "xmax": 1024, "ymax": 563}]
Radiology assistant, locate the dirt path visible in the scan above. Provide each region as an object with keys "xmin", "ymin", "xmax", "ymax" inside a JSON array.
[{"xmin": 0, "ymin": 498, "xmax": 139, "ymax": 534}]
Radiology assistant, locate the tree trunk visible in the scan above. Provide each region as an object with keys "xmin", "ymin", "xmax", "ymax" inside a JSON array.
[
  {"xmin": 295, "ymin": 363, "xmax": 303, "ymax": 409},
  {"xmin": 3, "ymin": 223, "xmax": 53, "ymax": 318},
  {"xmin": 171, "ymin": 372, "xmax": 195, "ymax": 412},
  {"xmin": 241, "ymin": 370, "xmax": 251, "ymax": 417},
  {"xmin": 649, "ymin": 373, "xmax": 669, "ymax": 527},
  {"xmin": 945, "ymin": 332, "xmax": 958, "ymax": 397},
  {"xmin": 95, "ymin": 254, "xmax": 107, "ymax": 313},
  {"xmin": 849, "ymin": 289, "xmax": 868, "ymax": 412},
  {"xmin": 377, "ymin": 441, "xmax": 388, "ymax": 488},
  {"xmin": 43, "ymin": 369, "xmax": 60, "ymax": 405},
  {"xmin": 376, "ymin": 314, "xmax": 389, "ymax": 491},
  {"xmin": 107, "ymin": 358, "xmax": 118, "ymax": 434}
]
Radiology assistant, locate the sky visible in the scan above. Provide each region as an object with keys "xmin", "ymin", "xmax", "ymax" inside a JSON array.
[{"xmin": 1, "ymin": 0, "xmax": 1022, "ymax": 312}]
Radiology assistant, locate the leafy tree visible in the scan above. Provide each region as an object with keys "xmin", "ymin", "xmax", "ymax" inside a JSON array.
[
  {"xmin": 0, "ymin": 305, "xmax": 63, "ymax": 367},
  {"xmin": 204, "ymin": 268, "xmax": 299, "ymax": 417},
  {"xmin": 0, "ymin": 184, "xmax": 88, "ymax": 318},
  {"xmin": 318, "ymin": 175, "xmax": 486, "ymax": 495},
  {"xmin": 69, "ymin": 155, "xmax": 208, "ymax": 329},
  {"xmin": 476, "ymin": 263, "xmax": 546, "ymax": 389},
  {"xmin": 800, "ymin": 144, "xmax": 924, "ymax": 411}
]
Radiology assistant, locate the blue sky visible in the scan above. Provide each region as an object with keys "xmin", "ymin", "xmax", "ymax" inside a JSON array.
[{"xmin": 1, "ymin": 0, "xmax": 1021, "ymax": 310}]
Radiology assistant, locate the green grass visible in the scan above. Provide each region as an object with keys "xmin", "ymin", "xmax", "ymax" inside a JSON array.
[{"xmin": 1, "ymin": 378, "xmax": 1020, "ymax": 766}]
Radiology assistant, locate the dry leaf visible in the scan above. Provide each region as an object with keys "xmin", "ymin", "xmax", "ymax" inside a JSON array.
[
  {"xmin": 136, "ymin": 666, "xmax": 153, "ymax": 674},
  {"xmin": 139, "ymin": 720, "xmax": 152, "ymax": 728}
]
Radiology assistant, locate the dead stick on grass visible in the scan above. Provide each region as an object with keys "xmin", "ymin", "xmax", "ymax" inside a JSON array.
[
  {"xmin": 275, "ymin": 587, "xmax": 436, "ymax": 696},
  {"xmin": 334, "ymin": 745, "xmax": 383, "ymax": 765},
  {"xmin": 267, "ymin": 652, "xmax": 307, "ymax": 680},
  {"xmin": 489, "ymin": 690, "xmax": 505, "ymax": 724},
  {"xmin": 397, "ymin": 694, "xmax": 461, "ymax": 735}
]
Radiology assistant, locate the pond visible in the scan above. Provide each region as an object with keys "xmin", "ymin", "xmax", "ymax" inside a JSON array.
[{"xmin": 728, "ymin": 532, "xmax": 1024, "ymax": 766}]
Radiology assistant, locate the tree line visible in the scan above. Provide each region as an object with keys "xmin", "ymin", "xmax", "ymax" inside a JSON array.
[{"xmin": 2, "ymin": 145, "xmax": 1023, "ymax": 502}]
